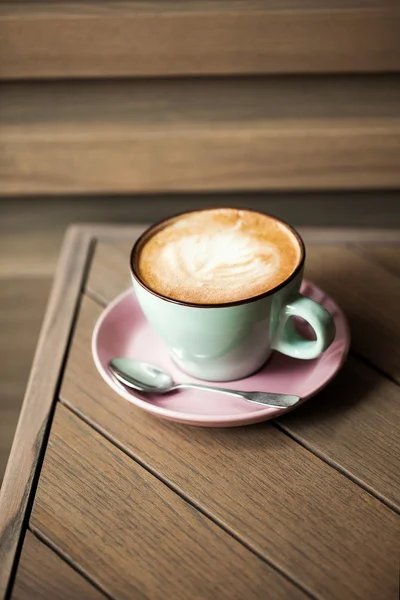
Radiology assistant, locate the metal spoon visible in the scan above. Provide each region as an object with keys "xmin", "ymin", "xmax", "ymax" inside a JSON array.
[{"xmin": 109, "ymin": 358, "xmax": 300, "ymax": 409}]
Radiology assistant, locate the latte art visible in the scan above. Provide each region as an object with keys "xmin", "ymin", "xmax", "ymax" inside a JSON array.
[
  {"xmin": 161, "ymin": 232, "xmax": 281, "ymax": 290},
  {"xmin": 136, "ymin": 209, "xmax": 301, "ymax": 304}
]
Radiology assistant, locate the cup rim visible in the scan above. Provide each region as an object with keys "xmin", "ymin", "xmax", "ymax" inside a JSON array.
[{"xmin": 130, "ymin": 207, "xmax": 306, "ymax": 309}]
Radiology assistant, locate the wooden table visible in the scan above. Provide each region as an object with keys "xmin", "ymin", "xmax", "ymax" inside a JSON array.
[{"xmin": 0, "ymin": 224, "xmax": 399, "ymax": 600}]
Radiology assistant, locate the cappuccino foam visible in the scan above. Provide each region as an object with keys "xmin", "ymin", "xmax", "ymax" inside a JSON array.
[{"xmin": 137, "ymin": 209, "xmax": 301, "ymax": 304}]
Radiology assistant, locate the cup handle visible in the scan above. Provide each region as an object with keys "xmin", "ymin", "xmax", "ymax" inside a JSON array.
[{"xmin": 272, "ymin": 294, "xmax": 336, "ymax": 360}]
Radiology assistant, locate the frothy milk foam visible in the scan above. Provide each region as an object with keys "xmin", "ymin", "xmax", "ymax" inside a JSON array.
[{"xmin": 137, "ymin": 209, "xmax": 301, "ymax": 304}]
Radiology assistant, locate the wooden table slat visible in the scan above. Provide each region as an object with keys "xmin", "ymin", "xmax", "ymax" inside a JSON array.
[
  {"xmin": 278, "ymin": 356, "xmax": 400, "ymax": 510},
  {"xmin": 86, "ymin": 242, "xmax": 132, "ymax": 307},
  {"xmin": 0, "ymin": 227, "xmax": 92, "ymax": 599},
  {"xmin": 351, "ymin": 244, "xmax": 400, "ymax": 277},
  {"xmin": 11, "ymin": 531, "xmax": 105, "ymax": 600},
  {"xmin": 304, "ymin": 245, "xmax": 400, "ymax": 381},
  {"xmin": 59, "ymin": 297, "xmax": 399, "ymax": 600},
  {"xmin": 31, "ymin": 405, "xmax": 310, "ymax": 600}
]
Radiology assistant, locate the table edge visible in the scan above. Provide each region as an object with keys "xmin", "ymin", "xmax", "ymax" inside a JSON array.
[
  {"xmin": 0, "ymin": 226, "xmax": 94, "ymax": 600},
  {"xmin": 77, "ymin": 223, "xmax": 400, "ymax": 244}
]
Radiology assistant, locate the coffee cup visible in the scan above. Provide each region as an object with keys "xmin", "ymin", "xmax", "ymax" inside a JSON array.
[{"xmin": 130, "ymin": 208, "xmax": 335, "ymax": 382}]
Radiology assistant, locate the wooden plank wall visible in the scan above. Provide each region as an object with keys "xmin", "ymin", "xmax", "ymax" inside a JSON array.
[
  {"xmin": 0, "ymin": 1, "xmax": 400, "ymax": 197},
  {"xmin": 2, "ymin": 1, "xmax": 400, "ymax": 79}
]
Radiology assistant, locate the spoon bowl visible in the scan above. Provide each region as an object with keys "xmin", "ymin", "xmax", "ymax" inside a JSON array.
[{"xmin": 110, "ymin": 358, "xmax": 173, "ymax": 393}]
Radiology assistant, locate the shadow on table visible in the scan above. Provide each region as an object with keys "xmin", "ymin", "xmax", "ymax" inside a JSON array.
[{"xmin": 275, "ymin": 354, "xmax": 380, "ymax": 428}]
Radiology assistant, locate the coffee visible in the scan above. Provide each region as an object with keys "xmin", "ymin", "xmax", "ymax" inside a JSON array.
[{"xmin": 136, "ymin": 209, "xmax": 302, "ymax": 304}]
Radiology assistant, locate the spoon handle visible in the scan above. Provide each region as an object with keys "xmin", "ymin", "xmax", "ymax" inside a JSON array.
[{"xmin": 173, "ymin": 383, "xmax": 300, "ymax": 408}]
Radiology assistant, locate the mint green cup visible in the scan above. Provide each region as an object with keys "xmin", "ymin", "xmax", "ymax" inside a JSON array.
[{"xmin": 130, "ymin": 211, "xmax": 336, "ymax": 382}]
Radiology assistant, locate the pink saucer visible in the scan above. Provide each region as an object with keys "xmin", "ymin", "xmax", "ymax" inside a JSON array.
[{"xmin": 92, "ymin": 281, "xmax": 350, "ymax": 427}]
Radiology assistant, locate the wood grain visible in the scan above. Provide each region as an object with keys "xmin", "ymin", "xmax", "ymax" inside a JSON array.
[
  {"xmin": 304, "ymin": 246, "xmax": 400, "ymax": 381},
  {"xmin": 0, "ymin": 228, "xmax": 92, "ymax": 599},
  {"xmin": 1, "ymin": 76, "xmax": 400, "ymax": 194},
  {"xmin": 351, "ymin": 244, "xmax": 400, "ymax": 277},
  {"xmin": 277, "ymin": 356, "xmax": 400, "ymax": 510},
  {"xmin": 59, "ymin": 294, "xmax": 399, "ymax": 600},
  {"xmin": 0, "ymin": 233, "xmax": 63, "ymax": 278},
  {"xmin": 86, "ymin": 242, "xmax": 132, "ymax": 306},
  {"xmin": 11, "ymin": 531, "xmax": 105, "ymax": 600},
  {"xmin": 31, "ymin": 404, "xmax": 309, "ymax": 600},
  {"xmin": 1, "ymin": 1, "xmax": 399, "ymax": 79},
  {"xmin": 0, "ymin": 278, "xmax": 51, "ymax": 483}
]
